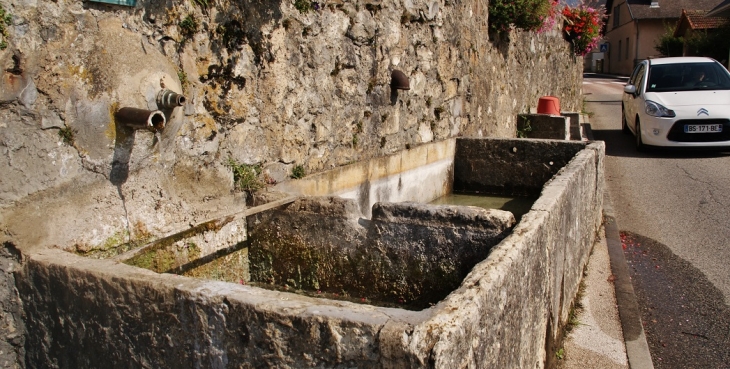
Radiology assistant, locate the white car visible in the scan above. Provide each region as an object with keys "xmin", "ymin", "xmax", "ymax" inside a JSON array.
[{"xmin": 622, "ymin": 57, "xmax": 730, "ymax": 150}]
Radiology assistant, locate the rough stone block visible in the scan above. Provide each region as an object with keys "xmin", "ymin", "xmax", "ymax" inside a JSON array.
[
  {"xmin": 561, "ymin": 112, "xmax": 582, "ymax": 140},
  {"xmin": 453, "ymin": 138, "xmax": 586, "ymax": 196},
  {"xmin": 243, "ymin": 197, "xmax": 514, "ymax": 309},
  {"xmin": 517, "ymin": 114, "xmax": 570, "ymax": 140}
]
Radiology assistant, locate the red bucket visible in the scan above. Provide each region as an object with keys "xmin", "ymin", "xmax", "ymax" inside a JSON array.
[{"xmin": 537, "ymin": 96, "xmax": 561, "ymax": 115}]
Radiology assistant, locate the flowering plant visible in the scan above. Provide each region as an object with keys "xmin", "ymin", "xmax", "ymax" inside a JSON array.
[
  {"xmin": 537, "ymin": 0, "xmax": 560, "ymax": 34},
  {"xmin": 489, "ymin": 0, "xmax": 553, "ymax": 32},
  {"xmin": 562, "ymin": 5, "xmax": 606, "ymax": 56}
]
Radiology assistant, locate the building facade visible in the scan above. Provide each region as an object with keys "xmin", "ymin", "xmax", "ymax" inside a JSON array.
[{"xmin": 603, "ymin": 0, "xmax": 724, "ymax": 75}]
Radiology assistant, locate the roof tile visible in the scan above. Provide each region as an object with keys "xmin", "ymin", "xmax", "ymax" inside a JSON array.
[
  {"xmin": 628, "ymin": 0, "xmax": 725, "ymax": 19},
  {"xmin": 683, "ymin": 9, "xmax": 729, "ymax": 29}
]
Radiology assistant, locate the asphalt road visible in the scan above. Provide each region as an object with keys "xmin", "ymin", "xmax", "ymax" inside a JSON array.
[{"xmin": 582, "ymin": 74, "xmax": 730, "ymax": 368}]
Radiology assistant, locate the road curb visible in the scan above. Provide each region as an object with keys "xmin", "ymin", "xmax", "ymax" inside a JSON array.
[
  {"xmin": 583, "ymin": 72, "xmax": 630, "ymax": 81},
  {"xmin": 583, "ymin": 120, "xmax": 655, "ymax": 369}
]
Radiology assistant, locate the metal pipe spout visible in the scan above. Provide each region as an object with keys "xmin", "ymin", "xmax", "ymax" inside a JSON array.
[
  {"xmin": 390, "ymin": 70, "xmax": 410, "ymax": 90},
  {"xmin": 156, "ymin": 89, "xmax": 186, "ymax": 109},
  {"xmin": 115, "ymin": 107, "xmax": 166, "ymax": 132}
]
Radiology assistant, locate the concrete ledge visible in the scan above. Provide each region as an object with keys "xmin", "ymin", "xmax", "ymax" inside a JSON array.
[{"xmin": 274, "ymin": 140, "xmax": 456, "ymax": 218}]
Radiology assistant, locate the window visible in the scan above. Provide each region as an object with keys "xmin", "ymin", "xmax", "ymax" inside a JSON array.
[
  {"xmin": 613, "ymin": 5, "xmax": 620, "ymax": 28},
  {"xmin": 646, "ymin": 62, "xmax": 730, "ymax": 92},
  {"xmin": 618, "ymin": 40, "xmax": 622, "ymax": 61},
  {"xmin": 635, "ymin": 64, "xmax": 647, "ymax": 93}
]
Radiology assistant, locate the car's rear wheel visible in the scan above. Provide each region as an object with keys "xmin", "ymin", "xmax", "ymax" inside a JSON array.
[
  {"xmin": 635, "ymin": 117, "xmax": 645, "ymax": 152},
  {"xmin": 622, "ymin": 105, "xmax": 630, "ymax": 134}
]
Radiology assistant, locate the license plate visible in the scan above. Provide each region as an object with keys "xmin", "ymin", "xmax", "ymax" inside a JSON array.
[{"xmin": 684, "ymin": 124, "xmax": 723, "ymax": 133}]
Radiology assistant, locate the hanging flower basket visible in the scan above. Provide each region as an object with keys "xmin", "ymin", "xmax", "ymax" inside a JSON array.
[{"xmin": 562, "ymin": 5, "xmax": 605, "ymax": 56}]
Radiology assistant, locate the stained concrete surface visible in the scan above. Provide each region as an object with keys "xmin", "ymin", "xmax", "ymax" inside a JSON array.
[{"xmin": 559, "ymin": 225, "xmax": 629, "ymax": 369}]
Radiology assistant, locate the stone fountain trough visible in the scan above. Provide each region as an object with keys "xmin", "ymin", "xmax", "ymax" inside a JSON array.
[{"xmin": 18, "ymin": 137, "xmax": 604, "ymax": 368}]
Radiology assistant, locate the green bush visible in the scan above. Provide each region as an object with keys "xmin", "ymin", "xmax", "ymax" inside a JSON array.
[
  {"xmin": 489, "ymin": 0, "xmax": 552, "ymax": 32},
  {"xmin": 655, "ymin": 22, "xmax": 730, "ymax": 61},
  {"xmin": 684, "ymin": 27, "xmax": 730, "ymax": 62},
  {"xmin": 655, "ymin": 24, "xmax": 684, "ymax": 57}
]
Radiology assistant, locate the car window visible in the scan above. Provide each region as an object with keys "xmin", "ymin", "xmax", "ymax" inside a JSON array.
[
  {"xmin": 646, "ymin": 62, "xmax": 730, "ymax": 92},
  {"xmin": 629, "ymin": 63, "xmax": 643, "ymax": 86},
  {"xmin": 634, "ymin": 64, "xmax": 646, "ymax": 93}
]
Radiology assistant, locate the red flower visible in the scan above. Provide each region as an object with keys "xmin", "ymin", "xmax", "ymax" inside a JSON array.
[{"xmin": 562, "ymin": 4, "xmax": 606, "ymax": 55}]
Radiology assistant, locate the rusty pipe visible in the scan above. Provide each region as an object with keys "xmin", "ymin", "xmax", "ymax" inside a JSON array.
[
  {"xmin": 115, "ymin": 107, "xmax": 166, "ymax": 132},
  {"xmin": 156, "ymin": 89, "xmax": 186, "ymax": 109},
  {"xmin": 390, "ymin": 69, "xmax": 410, "ymax": 90}
]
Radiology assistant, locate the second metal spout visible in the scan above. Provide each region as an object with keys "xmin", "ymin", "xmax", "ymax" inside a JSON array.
[{"xmin": 157, "ymin": 89, "xmax": 186, "ymax": 109}]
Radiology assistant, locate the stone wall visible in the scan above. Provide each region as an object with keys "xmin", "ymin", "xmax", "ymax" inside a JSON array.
[
  {"xmin": 454, "ymin": 137, "xmax": 585, "ymax": 196},
  {"xmin": 0, "ymin": 0, "xmax": 582, "ymax": 252},
  {"xmin": 0, "ymin": 243, "xmax": 24, "ymax": 369}
]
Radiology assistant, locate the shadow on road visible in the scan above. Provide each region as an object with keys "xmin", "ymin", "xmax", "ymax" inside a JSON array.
[
  {"xmin": 591, "ymin": 128, "xmax": 730, "ymax": 159},
  {"xmin": 583, "ymin": 73, "xmax": 629, "ymax": 83},
  {"xmin": 621, "ymin": 231, "xmax": 730, "ymax": 368}
]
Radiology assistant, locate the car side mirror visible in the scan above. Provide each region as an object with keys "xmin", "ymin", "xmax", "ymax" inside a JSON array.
[{"xmin": 624, "ymin": 84, "xmax": 637, "ymax": 95}]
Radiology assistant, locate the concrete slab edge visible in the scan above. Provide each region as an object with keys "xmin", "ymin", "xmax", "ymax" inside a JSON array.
[
  {"xmin": 603, "ymin": 197, "xmax": 655, "ymax": 369},
  {"xmin": 583, "ymin": 121, "xmax": 655, "ymax": 369}
]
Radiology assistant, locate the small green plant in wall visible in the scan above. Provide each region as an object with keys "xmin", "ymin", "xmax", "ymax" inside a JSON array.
[
  {"xmin": 565, "ymin": 279, "xmax": 586, "ymax": 332},
  {"xmin": 58, "ymin": 125, "xmax": 75, "ymax": 146},
  {"xmin": 179, "ymin": 14, "xmax": 198, "ymax": 38},
  {"xmin": 555, "ymin": 347, "xmax": 565, "ymax": 360},
  {"xmin": 177, "ymin": 69, "xmax": 190, "ymax": 93},
  {"xmin": 226, "ymin": 158, "xmax": 264, "ymax": 191},
  {"xmin": 294, "ymin": 0, "xmax": 314, "ymax": 13},
  {"xmin": 581, "ymin": 99, "xmax": 594, "ymax": 118},
  {"xmin": 516, "ymin": 116, "xmax": 533, "ymax": 138},
  {"xmin": 291, "ymin": 165, "xmax": 306, "ymax": 179},
  {"xmin": 0, "ymin": 5, "xmax": 11, "ymax": 50}
]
